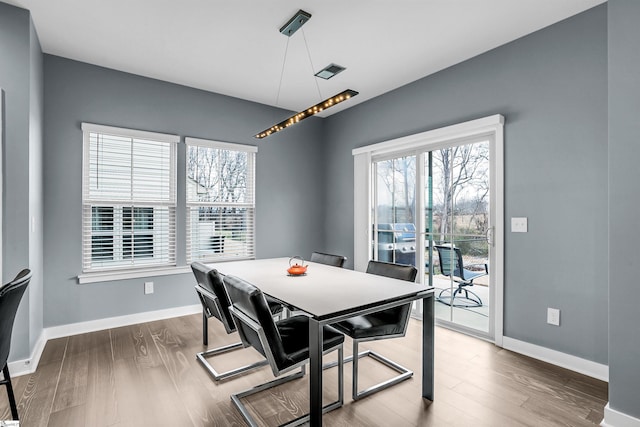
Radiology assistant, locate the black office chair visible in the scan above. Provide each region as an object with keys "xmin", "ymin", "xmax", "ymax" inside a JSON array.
[
  {"xmin": 0, "ymin": 269, "xmax": 32, "ymax": 421},
  {"xmin": 191, "ymin": 262, "xmax": 283, "ymax": 381},
  {"xmin": 224, "ymin": 275, "xmax": 344, "ymax": 427},
  {"xmin": 332, "ymin": 260, "xmax": 417, "ymax": 400},
  {"xmin": 310, "ymin": 251, "xmax": 347, "ymax": 268},
  {"xmin": 435, "ymin": 245, "xmax": 487, "ymax": 307}
]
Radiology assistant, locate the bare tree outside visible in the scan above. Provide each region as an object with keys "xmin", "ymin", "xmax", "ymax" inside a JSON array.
[
  {"xmin": 432, "ymin": 142, "xmax": 489, "ymax": 243},
  {"xmin": 374, "ymin": 143, "xmax": 488, "ymax": 237},
  {"xmin": 187, "ymin": 146, "xmax": 248, "ymax": 203},
  {"xmin": 375, "ymin": 156, "xmax": 416, "ymax": 224}
]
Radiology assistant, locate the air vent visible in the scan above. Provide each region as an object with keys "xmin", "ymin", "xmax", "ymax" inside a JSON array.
[{"xmin": 315, "ymin": 63, "xmax": 346, "ymax": 80}]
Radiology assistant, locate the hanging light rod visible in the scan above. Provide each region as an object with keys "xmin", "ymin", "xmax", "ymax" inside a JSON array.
[
  {"xmin": 254, "ymin": 89, "xmax": 359, "ymax": 139},
  {"xmin": 256, "ymin": 10, "xmax": 358, "ymax": 139}
]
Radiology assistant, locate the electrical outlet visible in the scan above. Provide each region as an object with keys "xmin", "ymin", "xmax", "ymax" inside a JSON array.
[
  {"xmin": 511, "ymin": 217, "xmax": 528, "ymax": 233},
  {"xmin": 547, "ymin": 307, "xmax": 560, "ymax": 326},
  {"xmin": 144, "ymin": 281, "xmax": 154, "ymax": 295}
]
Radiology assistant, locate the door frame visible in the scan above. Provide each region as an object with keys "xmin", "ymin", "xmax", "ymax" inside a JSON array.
[{"xmin": 353, "ymin": 114, "xmax": 504, "ymax": 346}]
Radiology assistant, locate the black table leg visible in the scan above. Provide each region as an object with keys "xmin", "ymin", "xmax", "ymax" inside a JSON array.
[
  {"xmin": 422, "ymin": 294, "xmax": 434, "ymax": 400},
  {"xmin": 309, "ymin": 317, "xmax": 323, "ymax": 426}
]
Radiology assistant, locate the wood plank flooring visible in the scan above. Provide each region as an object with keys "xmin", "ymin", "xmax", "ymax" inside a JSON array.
[{"xmin": 0, "ymin": 314, "xmax": 607, "ymax": 426}]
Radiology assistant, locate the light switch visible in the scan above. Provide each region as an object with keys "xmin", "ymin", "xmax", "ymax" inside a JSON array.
[
  {"xmin": 547, "ymin": 308, "xmax": 560, "ymax": 326},
  {"xmin": 144, "ymin": 282, "xmax": 154, "ymax": 294},
  {"xmin": 511, "ymin": 217, "xmax": 528, "ymax": 233}
]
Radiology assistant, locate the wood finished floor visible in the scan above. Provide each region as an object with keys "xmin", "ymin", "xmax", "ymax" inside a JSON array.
[{"xmin": 0, "ymin": 314, "xmax": 607, "ymax": 426}]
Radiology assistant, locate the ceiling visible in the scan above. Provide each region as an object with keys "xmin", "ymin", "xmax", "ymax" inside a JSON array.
[{"xmin": 5, "ymin": 0, "xmax": 604, "ymax": 118}]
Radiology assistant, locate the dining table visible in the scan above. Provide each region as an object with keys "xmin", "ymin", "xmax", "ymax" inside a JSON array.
[{"xmin": 212, "ymin": 257, "xmax": 435, "ymax": 426}]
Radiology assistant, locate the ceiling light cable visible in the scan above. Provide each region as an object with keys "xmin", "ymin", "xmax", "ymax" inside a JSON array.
[
  {"xmin": 275, "ymin": 36, "xmax": 290, "ymax": 107},
  {"xmin": 301, "ymin": 27, "xmax": 323, "ymax": 102}
]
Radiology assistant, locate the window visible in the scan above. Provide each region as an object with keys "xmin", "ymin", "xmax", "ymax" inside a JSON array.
[
  {"xmin": 82, "ymin": 123, "xmax": 178, "ymax": 272},
  {"xmin": 185, "ymin": 137, "xmax": 256, "ymax": 262}
]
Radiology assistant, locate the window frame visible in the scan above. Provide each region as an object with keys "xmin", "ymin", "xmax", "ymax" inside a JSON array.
[{"xmin": 80, "ymin": 123, "xmax": 179, "ymax": 275}]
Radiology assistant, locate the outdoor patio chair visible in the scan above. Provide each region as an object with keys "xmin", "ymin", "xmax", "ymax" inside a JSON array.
[{"xmin": 435, "ymin": 245, "xmax": 488, "ymax": 308}]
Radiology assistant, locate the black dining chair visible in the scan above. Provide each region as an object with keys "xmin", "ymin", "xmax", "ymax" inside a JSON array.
[
  {"xmin": 332, "ymin": 260, "xmax": 417, "ymax": 400},
  {"xmin": 224, "ymin": 274, "xmax": 344, "ymax": 426},
  {"xmin": 191, "ymin": 262, "xmax": 283, "ymax": 381},
  {"xmin": 0, "ymin": 269, "xmax": 32, "ymax": 421},
  {"xmin": 310, "ymin": 251, "xmax": 347, "ymax": 268}
]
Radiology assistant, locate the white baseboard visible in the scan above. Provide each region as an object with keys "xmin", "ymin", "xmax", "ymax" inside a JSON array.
[
  {"xmin": 8, "ymin": 331, "xmax": 47, "ymax": 377},
  {"xmin": 9, "ymin": 304, "xmax": 201, "ymax": 377},
  {"xmin": 502, "ymin": 336, "xmax": 608, "ymax": 381},
  {"xmin": 602, "ymin": 403, "xmax": 640, "ymax": 427},
  {"xmin": 44, "ymin": 304, "xmax": 201, "ymax": 340}
]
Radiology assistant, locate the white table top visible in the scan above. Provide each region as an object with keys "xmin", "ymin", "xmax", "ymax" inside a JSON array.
[{"xmin": 211, "ymin": 257, "xmax": 434, "ymax": 321}]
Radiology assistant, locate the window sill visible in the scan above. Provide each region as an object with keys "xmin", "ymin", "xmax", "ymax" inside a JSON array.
[{"xmin": 78, "ymin": 265, "xmax": 192, "ymax": 284}]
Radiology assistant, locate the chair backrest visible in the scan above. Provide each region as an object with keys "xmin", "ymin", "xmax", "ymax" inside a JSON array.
[
  {"xmin": 366, "ymin": 260, "xmax": 418, "ymax": 282},
  {"xmin": 435, "ymin": 245, "xmax": 463, "ymax": 279},
  {"xmin": 365, "ymin": 261, "xmax": 417, "ymax": 329},
  {"xmin": 191, "ymin": 262, "xmax": 235, "ymax": 333},
  {"xmin": 223, "ymin": 275, "xmax": 288, "ymax": 371},
  {"xmin": 310, "ymin": 251, "xmax": 347, "ymax": 268},
  {"xmin": 0, "ymin": 269, "xmax": 32, "ymax": 367}
]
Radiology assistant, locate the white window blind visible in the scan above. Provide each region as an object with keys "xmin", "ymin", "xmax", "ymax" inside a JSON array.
[
  {"xmin": 185, "ymin": 137, "xmax": 257, "ymax": 263},
  {"xmin": 82, "ymin": 123, "xmax": 178, "ymax": 273}
]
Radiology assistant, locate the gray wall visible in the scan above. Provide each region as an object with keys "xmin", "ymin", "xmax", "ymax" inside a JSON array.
[
  {"xmin": 0, "ymin": 2, "xmax": 44, "ymax": 360},
  {"xmin": 28, "ymin": 15, "xmax": 44, "ymax": 355},
  {"xmin": 42, "ymin": 55, "xmax": 326, "ymax": 327},
  {"xmin": 608, "ymin": 0, "xmax": 640, "ymax": 419},
  {"xmin": 324, "ymin": 6, "xmax": 608, "ymax": 364}
]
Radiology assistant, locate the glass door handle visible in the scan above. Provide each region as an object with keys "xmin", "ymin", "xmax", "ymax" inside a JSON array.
[{"xmin": 486, "ymin": 227, "xmax": 494, "ymax": 246}]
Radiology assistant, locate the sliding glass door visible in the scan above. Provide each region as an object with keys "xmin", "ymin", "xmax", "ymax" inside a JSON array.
[
  {"xmin": 426, "ymin": 141, "xmax": 491, "ymax": 335},
  {"xmin": 371, "ymin": 138, "xmax": 496, "ymax": 339},
  {"xmin": 372, "ymin": 155, "xmax": 417, "ymax": 265},
  {"xmin": 355, "ymin": 115, "xmax": 503, "ymax": 343}
]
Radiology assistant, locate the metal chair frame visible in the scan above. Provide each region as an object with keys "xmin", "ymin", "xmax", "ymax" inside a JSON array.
[
  {"xmin": 0, "ymin": 365, "xmax": 19, "ymax": 420},
  {"xmin": 229, "ymin": 305, "xmax": 344, "ymax": 427},
  {"xmin": 346, "ymin": 309, "xmax": 413, "ymax": 400},
  {"xmin": 329, "ymin": 260, "xmax": 416, "ymax": 401},
  {"xmin": 325, "ymin": 302, "xmax": 414, "ymax": 400},
  {"xmin": 195, "ymin": 284, "xmax": 268, "ymax": 381}
]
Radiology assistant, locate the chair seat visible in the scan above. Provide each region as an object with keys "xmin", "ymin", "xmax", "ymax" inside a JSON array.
[
  {"xmin": 333, "ymin": 311, "xmax": 406, "ymax": 340},
  {"xmin": 277, "ymin": 316, "xmax": 345, "ymax": 366},
  {"xmin": 461, "ymin": 268, "xmax": 484, "ymax": 282}
]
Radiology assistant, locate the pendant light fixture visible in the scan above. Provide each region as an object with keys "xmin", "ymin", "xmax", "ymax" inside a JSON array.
[{"xmin": 254, "ymin": 10, "xmax": 358, "ymax": 139}]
